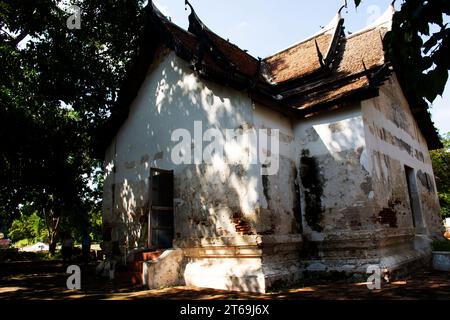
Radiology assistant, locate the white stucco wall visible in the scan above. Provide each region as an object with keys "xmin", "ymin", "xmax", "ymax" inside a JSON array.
[
  {"xmin": 102, "ymin": 48, "xmax": 306, "ymax": 292},
  {"xmin": 102, "ymin": 47, "xmax": 441, "ymax": 288},
  {"xmin": 293, "ymin": 105, "xmax": 373, "ymax": 239},
  {"xmin": 103, "ymin": 49, "xmax": 258, "ymax": 249},
  {"xmin": 252, "ymin": 103, "xmax": 300, "ymax": 235},
  {"xmin": 290, "ymin": 74, "xmax": 441, "ymax": 242},
  {"xmin": 287, "ymin": 74, "xmax": 442, "ymax": 275},
  {"xmin": 103, "ymin": 48, "xmax": 300, "ymax": 252},
  {"xmin": 362, "ymin": 74, "xmax": 442, "ymax": 236}
]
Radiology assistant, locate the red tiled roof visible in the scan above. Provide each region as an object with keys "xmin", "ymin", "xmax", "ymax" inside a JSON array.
[
  {"xmin": 101, "ymin": 3, "xmax": 441, "ymax": 153},
  {"xmin": 264, "ymin": 33, "xmax": 333, "ymax": 83},
  {"xmin": 284, "ymin": 26, "xmax": 389, "ymax": 108},
  {"xmin": 334, "ymin": 27, "xmax": 387, "ymax": 77},
  {"xmin": 163, "ymin": 21, "xmax": 197, "ymax": 52},
  {"xmin": 263, "ymin": 15, "xmax": 342, "ymax": 84},
  {"xmin": 292, "ymin": 76, "xmax": 370, "ymax": 110},
  {"xmin": 201, "ymin": 27, "xmax": 260, "ymax": 78},
  {"xmin": 182, "ymin": 6, "xmax": 261, "ymax": 80},
  {"xmin": 156, "ymin": 10, "xmax": 221, "ymax": 71},
  {"xmin": 150, "ymin": 3, "xmax": 392, "ymax": 110}
]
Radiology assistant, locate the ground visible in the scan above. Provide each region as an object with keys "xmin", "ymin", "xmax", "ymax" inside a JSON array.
[{"xmin": 0, "ymin": 260, "xmax": 449, "ymax": 300}]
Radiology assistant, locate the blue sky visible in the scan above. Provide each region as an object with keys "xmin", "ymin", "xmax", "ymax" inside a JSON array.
[{"xmin": 154, "ymin": 0, "xmax": 449, "ymax": 136}]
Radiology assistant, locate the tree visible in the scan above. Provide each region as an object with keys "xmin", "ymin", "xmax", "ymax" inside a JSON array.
[
  {"xmin": 355, "ymin": 0, "xmax": 449, "ymax": 104},
  {"xmin": 0, "ymin": 0, "xmax": 147, "ymax": 253},
  {"xmin": 8, "ymin": 209, "xmax": 48, "ymax": 246},
  {"xmin": 354, "ymin": 1, "xmax": 449, "ymax": 218},
  {"xmin": 430, "ymin": 133, "xmax": 450, "ymax": 219}
]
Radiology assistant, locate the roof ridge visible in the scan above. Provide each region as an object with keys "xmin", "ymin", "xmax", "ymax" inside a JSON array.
[
  {"xmin": 345, "ymin": 4, "xmax": 395, "ymax": 39},
  {"xmin": 150, "ymin": 0, "xmax": 197, "ymax": 36},
  {"xmin": 184, "ymin": 0, "xmax": 259, "ymax": 63},
  {"xmin": 264, "ymin": 12, "xmax": 342, "ymax": 60}
]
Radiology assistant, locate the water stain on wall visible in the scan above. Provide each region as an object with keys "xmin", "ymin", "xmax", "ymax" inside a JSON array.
[
  {"xmin": 377, "ymin": 198, "xmax": 401, "ymax": 228},
  {"xmin": 300, "ymin": 149, "xmax": 324, "ymax": 232}
]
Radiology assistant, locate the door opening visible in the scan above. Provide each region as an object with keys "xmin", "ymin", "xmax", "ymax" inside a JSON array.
[
  {"xmin": 147, "ymin": 168, "xmax": 174, "ymax": 249},
  {"xmin": 404, "ymin": 165, "xmax": 425, "ymax": 234}
]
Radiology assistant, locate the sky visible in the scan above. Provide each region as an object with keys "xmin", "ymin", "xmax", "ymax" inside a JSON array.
[{"xmin": 153, "ymin": 0, "xmax": 449, "ymax": 136}]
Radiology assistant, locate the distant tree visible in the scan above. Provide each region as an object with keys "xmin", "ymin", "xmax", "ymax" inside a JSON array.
[
  {"xmin": 430, "ymin": 133, "xmax": 450, "ymax": 219},
  {"xmin": 8, "ymin": 209, "xmax": 47, "ymax": 246}
]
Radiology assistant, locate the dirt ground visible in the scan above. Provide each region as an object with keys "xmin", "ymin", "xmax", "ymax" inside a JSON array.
[{"xmin": 0, "ymin": 260, "xmax": 449, "ymax": 300}]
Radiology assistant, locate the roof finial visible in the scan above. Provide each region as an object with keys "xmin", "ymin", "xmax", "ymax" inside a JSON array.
[
  {"xmin": 379, "ymin": 30, "xmax": 383, "ymax": 41},
  {"xmin": 390, "ymin": 0, "xmax": 397, "ymax": 12},
  {"xmin": 362, "ymin": 59, "xmax": 374, "ymax": 86},
  {"xmin": 315, "ymin": 39, "xmax": 325, "ymax": 68},
  {"xmin": 185, "ymin": 0, "xmax": 194, "ymax": 13},
  {"xmin": 362, "ymin": 59, "xmax": 368, "ymax": 72},
  {"xmin": 185, "ymin": 0, "xmax": 203, "ymax": 33},
  {"xmin": 339, "ymin": 0, "xmax": 347, "ymax": 14}
]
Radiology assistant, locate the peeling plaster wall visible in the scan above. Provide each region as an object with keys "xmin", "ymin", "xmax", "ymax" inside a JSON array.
[
  {"xmin": 102, "ymin": 49, "xmax": 303, "ymax": 292},
  {"xmin": 102, "ymin": 47, "xmax": 440, "ymax": 289},
  {"xmin": 291, "ymin": 75, "xmax": 442, "ymax": 240},
  {"xmin": 103, "ymin": 49, "xmax": 260, "ymax": 250},
  {"xmin": 252, "ymin": 103, "xmax": 301, "ymax": 236},
  {"xmin": 291, "ymin": 73, "xmax": 442, "ymax": 274},
  {"xmin": 362, "ymin": 75, "xmax": 442, "ymax": 238},
  {"xmin": 293, "ymin": 106, "xmax": 373, "ymax": 240}
]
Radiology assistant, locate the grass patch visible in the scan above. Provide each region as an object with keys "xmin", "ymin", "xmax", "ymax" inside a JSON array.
[{"xmin": 0, "ymin": 249, "xmax": 62, "ymax": 263}]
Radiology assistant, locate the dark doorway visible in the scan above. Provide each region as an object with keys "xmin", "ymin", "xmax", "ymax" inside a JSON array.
[
  {"xmin": 404, "ymin": 165, "xmax": 425, "ymax": 234},
  {"xmin": 148, "ymin": 168, "xmax": 174, "ymax": 249}
]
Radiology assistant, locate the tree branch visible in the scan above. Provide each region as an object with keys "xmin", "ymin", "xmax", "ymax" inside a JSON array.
[{"xmin": 11, "ymin": 32, "xmax": 28, "ymax": 48}]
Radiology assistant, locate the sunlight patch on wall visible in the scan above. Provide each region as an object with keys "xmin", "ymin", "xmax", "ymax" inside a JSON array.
[{"xmin": 313, "ymin": 116, "xmax": 365, "ymax": 160}]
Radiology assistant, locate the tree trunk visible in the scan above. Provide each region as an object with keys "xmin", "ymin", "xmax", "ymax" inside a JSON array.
[
  {"xmin": 46, "ymin": 213, "xmax": 60, "ymax": 256},
  {"xmin": 49, "ymin": 230, "xmax": 58, "ymax": 255}
]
